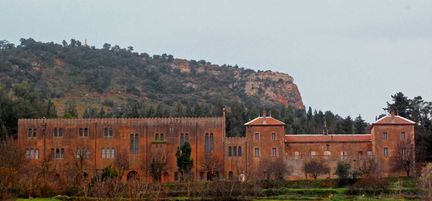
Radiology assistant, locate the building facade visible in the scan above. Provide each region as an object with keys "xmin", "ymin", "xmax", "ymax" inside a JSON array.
[{"xmin": 17, "ymin": 112, "xmax": 415, "ymax": 181}]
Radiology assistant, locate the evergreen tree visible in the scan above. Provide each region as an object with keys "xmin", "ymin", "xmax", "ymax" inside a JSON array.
[
  {"xmin": 64, "ymin": 101, "xmax": 78, "ymax": 118},
  {"xmin": 46, "ymin": 100, "xmax": 57, "ymax": 118},
  {"xmin": 354, "ymin": 115, "xmax": 367, "ymax": 134},
  {"xmin": 385, "ymin": 92, "xmax": 410, "ymax": 117},
  {"xmin": 176, "ymin": 142, "xmax": 193, "ymax": 179}
]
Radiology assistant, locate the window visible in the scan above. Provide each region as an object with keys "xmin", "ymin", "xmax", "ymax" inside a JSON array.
[
  {"xmin": 254, "ymin": 148, "xmax": 260, "ymax": 157},
  {"xmin": 324, "ymin": 151, "xmax": 331, "ymax": 160},
  {"xmin": 400, "ymin": 132, "xmax": 405, "ymax": 141},
  {"xmin": 255, "ymin": 133, "xmax": 260, "ymax": 140},
  {"xmin": 209, "ymin": 133, "xmax": 214, "ymax": 151},
  {"xmin": 311, "ymin": 151, "xmax": 317, "ymax": 159},
  {"xmin": 53, "ymin": 128, "xmax": 64, "ymax": 137},
  {"xmin": 160, "ymin": 133, "xmax": 164, "ymax": 141},
  {"xmin": 294, "ymin": 151, "xmax": 300, "ymax": 160},
  {"xmin": 25, "ymin": 148, "xmax": 39, "ymax": 160},
  {"xmin": 238, "ymin": 146, "xmax": 242, "ymax": 156},
  {"xmin": 51, "ymin": 148, "xmax": 64, "ymax": 159},
  {"xmin": 79, "ymin": 127, "xmax": 89, "ymax": 137},
  {"xmin": 27, "ymin": 128, "xmax": 36, "ymax": 138},
  {"xmin": 367, "ymin": 151, "xmax": 373, "ymax": 158},
  {"xmin": 111, "ymin": 148, "xmax": 115, "ymax": 158},
  {"xmin": 60, "ymin": 148, "xmax": 64, "ymax": 159},
  {"xmin": 383, "ymin": 132, "xmax": 388, "ymax": 140},
  {"xmin": 205, "ymin": 133, "xmax": 214, "ymax": 153},
  {"xmin": 233, "ymin": 146, "xmax": 238, "ymax": 156},
  {"xmin": 271, "ymin": 132, "xmax": 276, "ymax": 141},
  {"xmin": 104, "ymin": 127, "xmax": 113, "ymax": 137},
  {"xmin": 180, "ymin": 133, "xmax": 189, "ymax": 146},
  {"xmin": 76, "ymin": 148, "xmax": 89, "ymax": 159},
  {"xmin": 384, "ymin": 147, "xmax": 389, "ymax": 157},
  {"xmin": 102, "ymin": 148, "xmax": 107, "ymax": 159},
  {"xmin": 204, "ymin": 133, "xmax": 209, "ymax": 152},
  {"xmin": 130, "ymin": 133, "xmax": 139, "ymax": 153},
  {"xmin": 228, "ymin": 146, "xmax": 232, "ymax": 156},
  {"xmin": 272, "ymin": 148, "xmax": 277, "ymax": 157},
  {"xmin": 35, "ymin": 148, "xmax": 39, "ymax": 160},
  {"xmin": 341, "ymin": 151, "xmax": 348, "ymax": 160},
  {"xmin": 155, "ymin": 133, "xmax": 159, "ymax": 141}
]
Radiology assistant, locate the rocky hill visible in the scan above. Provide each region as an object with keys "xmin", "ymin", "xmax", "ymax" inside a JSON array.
[{"xmin": 0, "ymin": 38, "xmax": 304, "ymax": 116}]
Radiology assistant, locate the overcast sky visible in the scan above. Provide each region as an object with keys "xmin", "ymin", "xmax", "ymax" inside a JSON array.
[{"xmin": 2, "ymin": 0, "xmax": 432, "ymax": 122}]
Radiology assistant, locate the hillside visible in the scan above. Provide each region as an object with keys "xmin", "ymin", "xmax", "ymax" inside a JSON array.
[{"xmin": 0, "ymin": 38, "xmax": 304, "ymax": 116}]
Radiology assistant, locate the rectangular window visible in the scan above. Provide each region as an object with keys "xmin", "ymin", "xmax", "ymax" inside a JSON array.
[
  {"xmin": 53, "ymin": 128, "xmax": 63, "ymax": 137},
  {"xmin": 294, "ymin": 151, "xmax": 300, "ymax": 160},
  {"xmin": 27, "ymin": 128, "xmax": 36, "ymax": 138},
  {"xmin": 238, "ymin": 146, "xmax": 242, "ymax": 156},
  {"xmin": 272, "ymin": 148, "xmax": 277, "ymax": 157},
  {"xmin": 35, "ymin": 148, "xmax": 39, "ymax": 160},
  {"xmin": 255, "ymin": 133, "xmax": 260, "ymax": 141},
  {"xmin": 111, "ymin": 148, "xmax": 115, "ymax": 158},
  {"xmin": 228, "ymin": 146, "xmax": 232, "ymax": 156},
  {"xmin": 367, "ymin": 151, "xmax": 373, "ymax": 158},
  {"xmin": 324, "ymin": 151, "xmax": 331, "ymax": 160},
  {"xmin": 383, "ymin": 132, "xmax": 388, "ymax": 140},
  {"xmin": 400, "ymin": 132, "xmax": 405, "ymax": 141},
  {"xmin": 271, "ymin": 132, "xmax": 276, "ymax": 141},
  {"xmin": 79, "ymin": 128, "xmax": 89, "ymax": 137},
  {"xmin": 104, "ymin": 127, "xmax": 113, "ymax": 137},
  {"xmin": 341, "ymin": 151, "xmax": 348, "ymax": 160},
  {"xmin": 254, "ymin": 148, "xmax": 260, "ymax": 157},
  {"xmin": 384, "ymin": 147, "xmax": 389, "ymax": 157},
  {"xmin": 102, "ymin": 148, "xmax": 106, "ymax": 159},
  {"xmin": 311, "ymin": 151, "xmax": 317, "ymax": 159},
  {"xmin": 60, "ymin": 148, "xmax": 64, "ymax": 159}
]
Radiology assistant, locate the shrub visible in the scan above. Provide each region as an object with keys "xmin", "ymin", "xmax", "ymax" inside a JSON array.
[
  {"xmin": 420, "ymin": 163, "xmax": 432, "ymax": 200},
  {"xmin": 348, "ymin": 177, "xmax": 390, "ymax": 195}
]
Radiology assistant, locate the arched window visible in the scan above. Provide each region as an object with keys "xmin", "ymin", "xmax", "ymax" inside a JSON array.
[
  {"xmin": 238, "ymin": 146, "xmax": 242, "ymax": 156},
  {"xmin": 209, "ymin": 133, "xmax": 214, "ymax": 152},
  {"xmin": 228, "ymin": 146, "xmax": 232, "ymax": 156},
  {"xmin": 204, "ymin": 133, "xmax": 209, "ymax": 152}
]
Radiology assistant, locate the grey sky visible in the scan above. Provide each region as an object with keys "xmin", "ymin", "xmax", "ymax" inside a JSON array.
[{"xmin": 1, "ymin": 0, "xmax": 432, "ymax": 122}]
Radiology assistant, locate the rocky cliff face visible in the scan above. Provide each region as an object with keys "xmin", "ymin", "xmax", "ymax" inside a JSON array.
[{"xmin": 0, "ymin": 39, "xmax": 304, "ymax": 114}]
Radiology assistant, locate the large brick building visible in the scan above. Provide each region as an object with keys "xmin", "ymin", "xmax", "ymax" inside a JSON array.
[{"xmin": 17, "ymin": 111, "xmax": 415, "ymax": 181}]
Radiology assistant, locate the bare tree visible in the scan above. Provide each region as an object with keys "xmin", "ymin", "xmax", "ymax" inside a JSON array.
[
  {"xmin": 259, "ymin": 158, "xmax": 291, "ymax": 182},
  {"xmin": 114, "ymin": 148, "xmax": 129, "ymax": 179},
  {"xmin": 0, "ymin": 139, "xmax": 24, "ymax": 199},
  {"xmin": 201, "ymin": 153, "xmax": 223, "ymax": 181},
  {"xmin": 65, "ymin": 142, "xmax": 91, "ymax": 196},
  {"xmin": 303, "ymin": 159, "xmax": 330, "ymax": 180},
  {"xmin": 391, "ymin": 138, "xmax": 415, "ymax": 177}
]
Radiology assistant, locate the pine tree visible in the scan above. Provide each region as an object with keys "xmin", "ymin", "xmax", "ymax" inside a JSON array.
[
  {"xmin": 46, "ymin": 100, "xmax": 57, "ymax": 118},
  {"xmin": 354, "ymin": 115, "xmax": 368, "ymax": 134}
]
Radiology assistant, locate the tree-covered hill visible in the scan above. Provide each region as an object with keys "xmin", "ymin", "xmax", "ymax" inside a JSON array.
[{"xmin": 0, "ymin": 38, "xmax": 368, "ymax": 138}]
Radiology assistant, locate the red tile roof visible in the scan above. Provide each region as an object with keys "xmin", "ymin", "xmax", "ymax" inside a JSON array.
[
  {"xmin": 284, "ymin": 134, "xmax": 371, "ymax": 143},
  {"xmin": 244, "ymin": 116, "xmax": 285, "ymax": 126},
  {"xmin": 372, "ymin": 114, "xmax": 415, "ymax": 127}
]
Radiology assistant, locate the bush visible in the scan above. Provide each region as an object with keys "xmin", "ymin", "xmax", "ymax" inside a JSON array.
[{"xmin": 347, "ymin": 177, "xmax": 390, "ymax": 195}]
